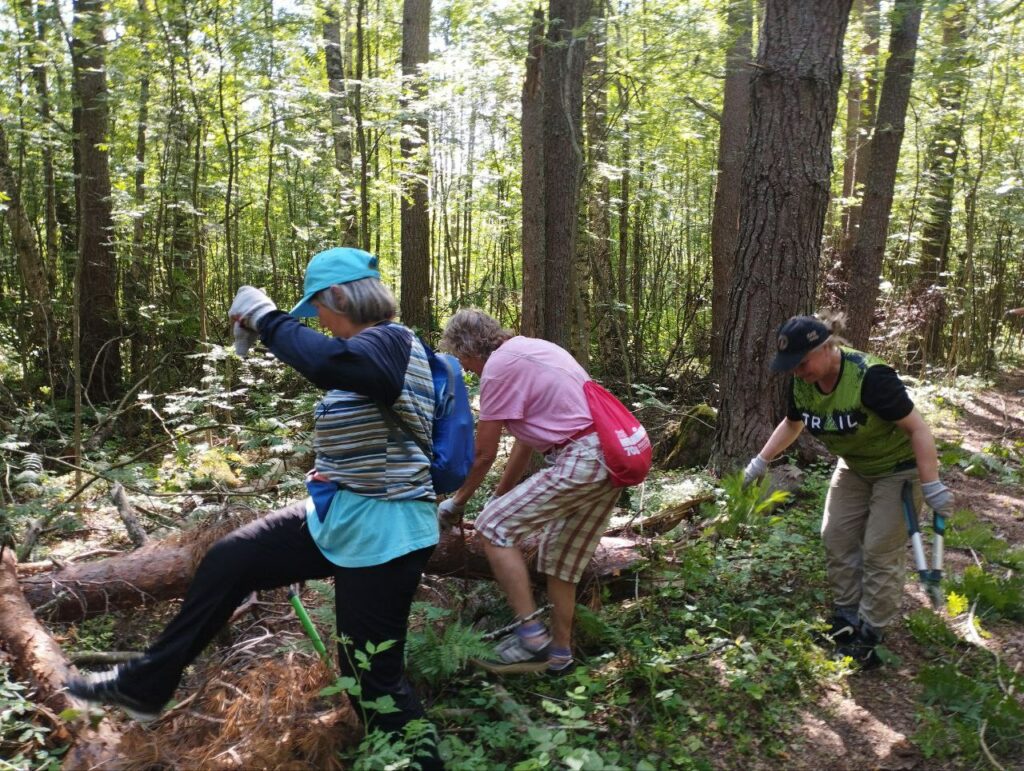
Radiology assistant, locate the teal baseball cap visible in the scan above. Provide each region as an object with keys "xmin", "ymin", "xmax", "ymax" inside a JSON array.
[{"xmin": 289, "ymin": 247, "xmax": 381, "ymax": 317}]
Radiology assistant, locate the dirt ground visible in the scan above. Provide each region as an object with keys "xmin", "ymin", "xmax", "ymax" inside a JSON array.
[{"xmin": 786, "ymin": 369, "xmax": 1024, "ymax": 771}]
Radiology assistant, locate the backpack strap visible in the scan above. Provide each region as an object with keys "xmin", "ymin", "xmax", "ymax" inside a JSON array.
[
  {"xmin": 377, "ymin": 400, "xmax": 432, "ymax": 457},
  {"xmin": 375, "ymin": 334, "xmax": 444, "ymax": 458}
]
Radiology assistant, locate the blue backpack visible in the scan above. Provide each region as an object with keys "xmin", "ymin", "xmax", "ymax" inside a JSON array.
[{"xmin": 378, "ymin": 345, "xmax": 475, "ymax": 495}]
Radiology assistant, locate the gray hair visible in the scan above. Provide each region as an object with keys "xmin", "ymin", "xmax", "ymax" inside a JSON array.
[
  {"xmin": 314, "ymin": 277, "xmax": 396, "ymax": 325},
  {"xmin": 441, "ymin": 309, "xmax": 513, "ymax": 360}
]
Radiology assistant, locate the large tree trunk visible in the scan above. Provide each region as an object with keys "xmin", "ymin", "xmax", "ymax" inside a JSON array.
[
  {"xmin": 710, "ymin": 0, "xmax": 752, "ymax": 386},
  {"xmin": 841, "ymin": 0, "xmax": 922, "ymax": 350},
  {"xmin": 715, "ymin": 0, "xmax": 853, "ymax": 469},
  {"xmin": 19, "ymin": 513, "xmax": 648, "ymax": 622},
  {"xmin": 521, "ymin": 8, "xmax": 546, "ymax": 338},
  {"xmin": 399, "ymin": 0, "xmax": 432, "ymax": 334},
  {"xmin": 542, "ymin": 0, "xmax": 593, "ymax": 350},
  {"xmin": 73, "ymin": 0, "xmax": 122, "ymax": 402}
]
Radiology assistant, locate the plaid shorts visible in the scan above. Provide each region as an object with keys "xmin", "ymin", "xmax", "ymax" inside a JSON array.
[{"xmin": 475, "ymin": 434, "xmax": 620, "ymax": 583}]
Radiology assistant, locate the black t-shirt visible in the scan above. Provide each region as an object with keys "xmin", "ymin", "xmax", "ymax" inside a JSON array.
[{"xmin": 787, "ymin": 363, "xmax": 914, "ymax": 423}]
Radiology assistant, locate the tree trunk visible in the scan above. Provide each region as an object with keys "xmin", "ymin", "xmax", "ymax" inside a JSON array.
[
  {"xmin": 19, "ymin": 513, "xmax": 647, "ymax": 622},
  {"xmin": 842, "ymin": 0, "xmax": 922, "ymax": 350},
  {"xmin": 710, "ymin": 0, "xmax": 752, "ymax": 386},
  {"xmin": 399, "ymin": 0, "xmax": 432, "ymax": 334},
  {"xmin": 126, "ymin": 0, "xmax": 151, "ymax": 383},
  {"xmin": 584, "ymin": 2, "xmax": 614, "ymax": 373},
  {"xmin": 17, "ymin": 0, "xmax": 59, "ymax": 282},
  {"xmin": 353, "ymin": 0, "xmax": 371, "ymax": 252},
  {"xmin": 838, "ymin": 0, "xmax": 880, "ymax": 253},
  {"xmin": 0, "ymin": 549, "xmax": 124, "ymax": 770},
  {"xmin": 918, "ymin": 2, "xmax": 969, "ymax": 366},
  {"xmin": 323, "ymin": 1, "xmax": 359, "ymax": 246},
  {"xmin": 0, "ymin": 121, "xmax": 58, "ymax": 375},
  {"xmin": 73, "ymin": 0, "xmax": 122, "ymax": 402},
  {"xmin": 715, "ymin": 0, "xmax": 853, "ymax": 469},
  {"xmin": 542, "ymin": 0, "xmax": 593, "ymax": 350},
  {"xmin": 521, "ymin": 8, "xmax": 546, "ymax": 338}
]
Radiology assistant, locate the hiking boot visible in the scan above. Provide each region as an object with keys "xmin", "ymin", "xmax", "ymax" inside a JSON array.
[
  {"xmin": 836, "ymin": 626, "xmax": 883, "ymax": 670},
  {"xmin": 66, "ymin": 666, "xmax": 164, "ymax": 722},
  {"xmin": 471, "ymin": 631, "xmax": 552, "ymax": 674},
  {"xmin": 814, "ymin": 613, "xmax": 859, "ymax": 648}
]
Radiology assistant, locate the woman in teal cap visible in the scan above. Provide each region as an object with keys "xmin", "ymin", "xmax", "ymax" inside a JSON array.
[
  {"xmin": 68, "ymin": 248, "xmax": 444, "ymax": 768},
  {"xmin": 743, "ymin": 313, "xmax": 953, "ymax": 668}
]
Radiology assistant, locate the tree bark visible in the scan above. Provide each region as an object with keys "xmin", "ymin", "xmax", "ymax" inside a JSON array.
[
  {"xmin": 399, "ymin": 0, "xmax": 432, "ymax": 334},
  {"xmin": 715, "ymin": 0, "xmax": 853, "ymax": 469},
  {"xmin": 710, "ymin": 0, "xmax": 752, "ymax": 386},
  {"xmin": 73, "ymin": 0, "xmax": 122, "ymax": 402},
  {"xmin": 521, "ymin": 8, "xmax": 546, "ymax": 338},
  {"xmin": 542, "ymin": 0, "xmax": 593, "ymax": 350},
  {"xmin": 842, "ymin": 0, "xmax": 922, "ymax": 350}
]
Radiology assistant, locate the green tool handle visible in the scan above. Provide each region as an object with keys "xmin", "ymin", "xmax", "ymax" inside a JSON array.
[{"xmin": 288, "ymin": 585, "xmax": 329, "ymax": 662}]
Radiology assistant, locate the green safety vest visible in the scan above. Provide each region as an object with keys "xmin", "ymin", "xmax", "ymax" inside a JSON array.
[{"xmin": 790, "ymin": 348, "xmax": 915, "ymax": 476}]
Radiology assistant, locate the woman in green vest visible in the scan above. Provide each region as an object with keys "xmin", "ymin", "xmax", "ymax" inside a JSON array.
[{"xmin": 743, "ymin": 315, "xmax": 953, "ymax": 668}]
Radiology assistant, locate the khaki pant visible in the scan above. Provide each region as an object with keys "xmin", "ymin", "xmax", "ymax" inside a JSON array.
[{"xmin": 821, "ymin": 460, "xmax": 920, "ymax": 630}]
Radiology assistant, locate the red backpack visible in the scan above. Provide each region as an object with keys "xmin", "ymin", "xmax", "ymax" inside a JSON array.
[{"xmin": 584, "ymin": 381, "xmax": 652, "ymax": 487}]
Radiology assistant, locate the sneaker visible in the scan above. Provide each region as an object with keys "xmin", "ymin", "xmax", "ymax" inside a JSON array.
[
  {"xmin": 471, "ymin": 632, "xmax": 552, "ymax": 674},
  {"xmin": 545, "ymin": 659, "xmax": 577, "ymax": 678},
  {"xmin": 65, "ymin": 666, "xmax": 163, "ymax": 722},
  {"xmin": 836, "ymin": 626, "xmax": 882, "ymax": 670}
]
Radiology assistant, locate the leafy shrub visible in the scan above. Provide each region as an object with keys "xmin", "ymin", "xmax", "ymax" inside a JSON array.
[{"xmin": 947, "ymin": 566, "xmax": 1024, "ymax": 621}]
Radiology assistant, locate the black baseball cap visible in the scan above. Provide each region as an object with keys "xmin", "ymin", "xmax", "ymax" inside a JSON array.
[{"xmin": 770, "ymin": 316, "xmax": 831, "ymax": 372}]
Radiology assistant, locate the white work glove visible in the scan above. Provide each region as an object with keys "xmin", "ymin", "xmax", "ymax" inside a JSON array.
[
  {"xmin": 229, "ymin": 286, "xmax": 276, "ymax": 356},
  {"xmin": 921, "ymin": 480, "xmax": 954, "ymax": 517},
  {"xmin": 233, "ymin": 323, "xmax": 259, "ymax": 356},
  {"xmin": 437, "ymin": 498, "xmax": 466, "ymax": 532},
  {"xmin": 742, "ymin": 455, "xmax": 769, "ymax": 486}
]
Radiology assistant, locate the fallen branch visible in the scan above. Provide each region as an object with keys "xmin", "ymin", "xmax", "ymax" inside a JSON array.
[{"xmin": 110, "ymin": 483, "xmax": 148, "ymax": 548}]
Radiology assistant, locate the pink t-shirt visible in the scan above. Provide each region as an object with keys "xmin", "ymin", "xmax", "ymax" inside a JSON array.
[{"xmin": 479, "ymin": 336, "xmax": 593, "ymax": 453}]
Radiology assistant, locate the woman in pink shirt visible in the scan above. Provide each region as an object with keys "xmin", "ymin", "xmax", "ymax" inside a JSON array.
[{"xmin": 439, "ymin": 309, "xmax": 620, "ymax": 674}]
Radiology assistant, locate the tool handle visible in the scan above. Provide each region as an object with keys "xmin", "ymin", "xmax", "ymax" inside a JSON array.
[{"xmin": 288, "ymin": 585, "xmax": 330, "ymax": 662}]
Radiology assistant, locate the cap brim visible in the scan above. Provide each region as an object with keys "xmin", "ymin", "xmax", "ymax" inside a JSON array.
[
  {"xmin": 770, "ymin": 350, "xmax": 805, "ymax": 372},
  {"xmin": 289, "ymin": 294, "xmax": 318, "ymax": 317}
]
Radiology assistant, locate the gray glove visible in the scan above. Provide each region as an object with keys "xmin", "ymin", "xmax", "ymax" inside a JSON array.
[
  {"xmin": 229, "ymin": 286, "xmax": 276, "ymax": 332},
  {"xmin": 921, "ymin": 480, "xmax": 953, "ymax": 516},
  {"xmin": 438, "ymin": 498, "xmax": 466, "ymax": 532},
  {"xmin": 742, "ymin": 455, "xmax": 769, "ymax": 486}
]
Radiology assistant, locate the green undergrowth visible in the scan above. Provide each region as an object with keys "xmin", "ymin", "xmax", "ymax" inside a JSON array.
[{"xmin": 397, "ymin": 467, "xmax": 1024, "ymax": 770}]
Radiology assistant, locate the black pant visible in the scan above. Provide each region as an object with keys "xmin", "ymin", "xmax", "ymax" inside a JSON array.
[{"xmin": 118, "ymin": 502, "xmax": 435, "ymax": 738}]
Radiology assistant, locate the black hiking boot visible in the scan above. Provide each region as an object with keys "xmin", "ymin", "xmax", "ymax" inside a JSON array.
[
  {"xmin": 66, "ymin": 665, "xmax": 164, "ymax": 722},
  {"xmin": 813, "ymin": 613, "xmax": 859, "ymax": 649},
  {"xmin": 836, "ymin": 625, "xmax": 883, "ymax": 670}
]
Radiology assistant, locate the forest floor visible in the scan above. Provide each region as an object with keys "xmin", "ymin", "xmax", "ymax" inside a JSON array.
[
  {"xmin": 778, "ymin": 368, "xmax": 1024, "ymax": 771},
  {"xmin": 3, "ymin": 369, "xmax": 1024, "ymax": 770}
]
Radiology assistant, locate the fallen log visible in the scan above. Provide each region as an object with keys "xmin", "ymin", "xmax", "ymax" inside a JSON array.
[
  {"xmin": 19, "ymin": 508, "xmax": 649, "ymax": 622},
  {"xmin": 0, "ymin": 547, "xmax": 124, "ymax": 769}
]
